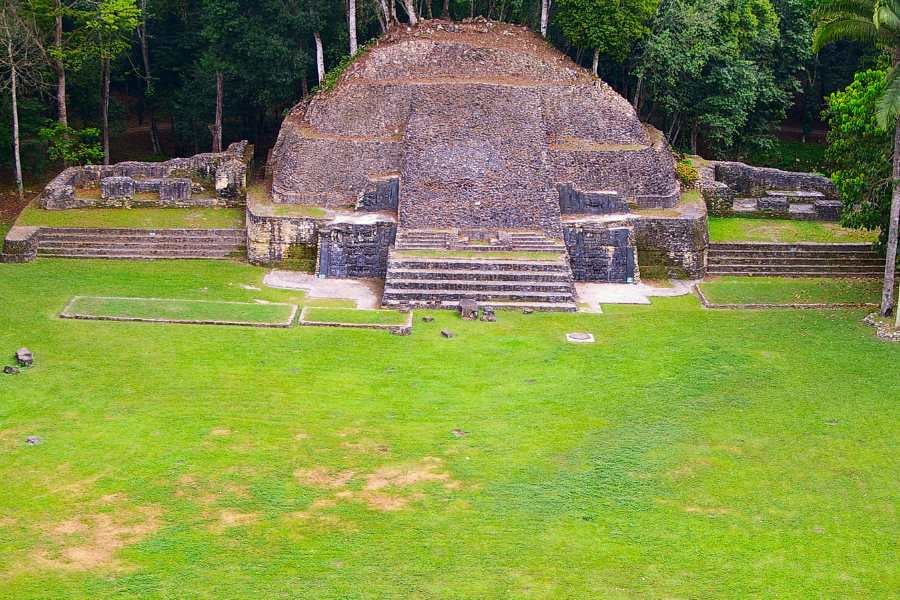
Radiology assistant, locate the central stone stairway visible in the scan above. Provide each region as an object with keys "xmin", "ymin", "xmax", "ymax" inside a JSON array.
[
  {"xmin": 382, "ymin": 249, "xmax": 578, "ymax": 311},
  {"xmin": 36, "ymin": 228, "xmax": 246, "ymax": 259},
  {"xmin": 396, "ymin": 228, "xmax": 567, "ymax": 252}
]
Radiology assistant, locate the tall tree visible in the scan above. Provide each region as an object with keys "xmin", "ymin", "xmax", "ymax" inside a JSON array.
[
  {"xmin": 83, "ymin": 0, "xmax": 140, "ymax": 164},
  {"xmin": 0, "ymin": 1, "xmax": 46, "ymax": 199},
  {"xmin": 136, "ymin": 0, "xmax": 161, "ymax": 154},
  {"xmin": 540, "ymin": 0, "xmax": 551, "ymax": 37},
  {"xmin": 348, "ymin": 0, "xmax": 358, "ymax": 55},
  {"xmin": 815, "ymin": 0, "xmax": 900, "ymax": 319},
  {"xmin": 555, "ymin": 0, "xmax": 657, "ymax": 76}
]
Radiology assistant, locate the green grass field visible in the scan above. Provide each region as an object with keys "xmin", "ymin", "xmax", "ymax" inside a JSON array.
[
  {"xmin": 708, "ymin": 217, "xmax": 879, "ymax": 243},
  {"xmin": 0, "ymin": 259, "xmax": 897, "ymax": 598},
  {"xmin": 15, "ymin": 203, "xmax": 245, "ymax": 230},
  {"xmin": 699, "ymin": 277, "xmax": 886, "ymax": 305},
  {"xmin": 61, "ymin": 296, "xmax": 297, "ymax": 326},
  {"xmin": 302, "ymin": 307, "xmax": 409, "ymax": 325}
]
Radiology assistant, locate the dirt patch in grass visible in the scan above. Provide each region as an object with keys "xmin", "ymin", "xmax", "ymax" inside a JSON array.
[
  {"xmin": 212, "ymin": 509, "xmax": 259, "ymax": 531},
  {"xmin": 209, "ymin": 427, "xmax": 231, "ymax": 437},
  {"xmin": 294, "ymin": 467, "xmax": 355, "ymax": 488},
  {"xmin": 32, "ymin": 501, "xmax": 161, "ymax": 571},
  {"xmin": 294, "ymin": 457, "xmax": 459, "ymax": 513}
]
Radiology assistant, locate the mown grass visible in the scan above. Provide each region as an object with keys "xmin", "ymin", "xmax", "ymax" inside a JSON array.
[
  {"xmin": 0, "ymin": 258, "xmax": 897, "ymax": 599},
  {"xmin": 303, "ymin": 307, "xmax": 408, "ymax": 325},
  {"xmin": 709, "ymin": 217, "xmax": 879, "ymax": 243},
  {"xmin": 16, "ymin": 203, "xmax": 245, "ymax": 229},
  {"xmin": 700, "ymin": 277, "xmax": 886, "ymax": 305},
  {"xmin": 62, "ymin": 296, "xmax": 296, "ymax": 325}
]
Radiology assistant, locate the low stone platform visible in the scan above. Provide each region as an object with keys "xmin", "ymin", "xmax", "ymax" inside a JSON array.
[
  {"xmin": 707, "ymin": 242, "xmax": 886, "ymax": 277},
  {"xmin": 1, "ymin": 226, "xmax": 246, "ymax": 261}
]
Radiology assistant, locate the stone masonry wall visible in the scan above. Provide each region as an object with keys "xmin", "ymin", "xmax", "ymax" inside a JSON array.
[
  {"xmin": 39, "ymin": 141, "xmax": 251, "ymax": 210},
  {"xmin": 631, "ymin": 215, "xmax": 707, "ymax": 279},
  {"xmin": 563, "ymin": 222, "xmax": 637, "ymax": 282},
  {"xmin": 316, "ymin": 220, "xmax": 397, "ymax": 278},
  {"xmin": 246, "ymin": 208, "xmax": 321, "ymax": 268},
  {"xmin": 713, "ymin": 161, "xmax": 836, "ymax": 199}
]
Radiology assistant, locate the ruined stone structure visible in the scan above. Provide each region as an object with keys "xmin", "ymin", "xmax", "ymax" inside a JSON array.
[
  {"xmin": 256, "ymin": 20, "xmax": 705, "ymax": 309},
  {"xmin": 38, "ymin": 141, "xmax": 252, "ymax": 210},
  {"xmin": 699, "ymin": 160, "xmax": 842, "ymax": 222},
  {"xmin": 6, "ymin": 21, "xmax": 709, "ymax": 309}
]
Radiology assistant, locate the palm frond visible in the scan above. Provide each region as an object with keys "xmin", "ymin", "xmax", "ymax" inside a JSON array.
[
  {"xmin": 813, "ymin": 16, "xmax": 881, "ymax": 50},
  {"xmin": 875, "ymin": 0, "xmax": 900, "ymax": 29},
  {"xmin": 877, "ymin": 67, "xmax": 900, "ymax": 128},
  {"xmin": 815, "ymin": 0, "xmax": 876, "ymax": 20}
]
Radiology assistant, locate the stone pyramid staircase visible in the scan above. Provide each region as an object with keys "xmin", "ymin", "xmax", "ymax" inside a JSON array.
[
  {"xmin": 36, "ymin": 228, "xmax": 246, "ymax": 260},
  {"xmin": 382, "ymin": 249, "xmax": 577, "ymax": 311},
  {"xmin": 396, "ymin": 228, "xmax": 566, "ymax": 252},
  {"xmin": 707, "ymin": 242, "xmax": 888, "ymax": 277}
]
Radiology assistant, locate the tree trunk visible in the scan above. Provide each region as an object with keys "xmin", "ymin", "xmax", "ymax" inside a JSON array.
[
  {"xmin": 348, "ymin": 0, "xmax": 358, "ymax": 55},
  {"xmin": 425, "ymin": 0, "xmax": 433, "ymax": 19},
  {"xmin": 690, "ymin": 120, "xmax": 699, "ymax": 154},
  {"xmin": 301, "ymin": 76, "xmax": 309, "ymax": 98},
  {"xmin": 101, "ymin": 58, "xmax": 111, "ymax": 165},
  {"xmin": 540, "ymin": 0, "xmax": 550, "ymax": 37},
  {"xmin": 138, "ymin": 10, "xmax": 162, "ymax": 155},
  {"xmin": 591, "ymin": 48, "xmax": 599, "ymax": 77},
  {"xmin": 390, "ymin": 0, "xmax": 397, "ymax": 23},
  {"xmin": 400, "ymin": 0, "xmax": 418, "ymax": 24},
  {"xmin": 314, "ymin": 32, "xmax": 325, "ymax": 84},
  {"xmin": 213, "ymin": 71, "xmax": 223, "ymax": 152},
  {"xmin": 632, "ymin": 74, "xmax": 643, "ymax": 111},
  {"xmin": 883, "ymin": 118, "xmax": 900, "ymax": 317},
  {"xmin": 442, "ymin": 0, "xmax": 449, "ymax": 18},
  {"xmin": 9, "ymin": 43, "xmax": 23, "ymax": 201},
  {"xmin": 54, "ymin": 0, "xmax": 67, "ymax": 127}
]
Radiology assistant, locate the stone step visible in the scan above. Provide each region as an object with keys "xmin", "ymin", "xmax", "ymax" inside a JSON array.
[
  {"xmin": 39, "ymin": 240, "xmax": 244, "ymax": 250},
  {"xmin": 382, "ymin": 287, "xmax": 575, "ymax": 303},
  {"xmin": 708, "ymin": 250, "xmax": 879, "ymax": 260},
  {"xmin": 38, "ymin": 246, "xmax": 243, "ymax": 258},
  {"xmin": 387, "ymin": 267, "xmax": 572, "ymax": 282},
  {"xmin": 707, "ymin": 263, "xmax": 885, "ymax": 273},
  {"xmin": 707, "ymin": 269, "xmax": 884, "ymax": 278},
  {"xmin": 385, "ymin": 278, "xmax": 574, "ymax": 292},
  {"xmin": 708, "ymin": 256, "xmax": 885, "ymax": 266},
  {"xmin": 36, "ymin": 254, "xmax": 238, "ymax": 260},
  {"xmin": 39, "ymin": 227, "xmax": 244, "ymax": 235},
  {"xmin": 383, "ymin": 299, "xmax": 578, "ymax": 312},
  {"xmin": 40, "ymin": 230, "xmax": 247, "ymax": 242},
  {"xmin": 387, "ymin": 257, "xmax": 570, "ymax": 272},
  {"xmin": 708, "ymin": 242, "xmax": 873, "ymax": 252}
]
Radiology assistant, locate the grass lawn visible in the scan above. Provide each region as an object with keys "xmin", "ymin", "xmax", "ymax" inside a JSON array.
[
  {"xmin": 61, "ymin": 296, "xmax": 297, "ymax": 326},
  {"xmin": 15, "ymin": 203, "xmax": 245, "ymax": 230},
  {"xmin": 302, "ymin": 307, "xmax": 409, "ymax": 325},
  {"xmin": 699, "ymin": 277, "xmax": 887, "ymax": 305},
  {"xmin": 0, "ymin": 259, "xmax": 897, "ymax": 598},
  {"xmin": 394, "ymin": 249, "xmax": 564, "ymax": 261},
  {"xmin": 708, "ymin": 217, "xmax": 879, "ymax": 243}
]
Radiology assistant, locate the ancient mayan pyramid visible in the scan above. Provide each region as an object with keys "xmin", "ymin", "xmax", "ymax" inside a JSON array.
[{"xmin": 268, "ymin": 20, "xmax": 680, "ymax": 240}]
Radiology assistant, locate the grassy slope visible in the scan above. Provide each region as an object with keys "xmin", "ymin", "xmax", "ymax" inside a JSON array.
[
  {"xmin": 708, "ymin": 217, "xmax": 879, "ymax": 243},
  {"xmin": 16, "ymin": 204, "xmax": 245, "ymax": 230},
  {"xmin": 0, "ymin": 259, "xmax": 897, "ymax": 599},
  {"xmin": 303, "ymin": 307, "xmax": 408, "ymax": 325},
  {"xmin": 64, "ymin": 296, "xmax": 295, "ymax": 324},
  {"xmin": 700, "ymin": 277, "xmax": 885, "ymax": 305}
]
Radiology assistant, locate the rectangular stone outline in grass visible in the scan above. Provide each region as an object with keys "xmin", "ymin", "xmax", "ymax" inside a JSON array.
[
  {"xmin": 60, "ymin": 296, "xmax": 299, "ymax": 328},
  {"xmin": 694, "ymin": 284, "xmax": 880, "ymax": 310},
  {"xmin": 298, "ymin": 306, "xmax": 413, "ymax": 335}
]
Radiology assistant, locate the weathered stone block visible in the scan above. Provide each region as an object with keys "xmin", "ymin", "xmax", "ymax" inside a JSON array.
[
  {"xmin": 315, "ymin": 220, "xmax": 397, "ymax": 278},
  {"xmin": 756, "ymin": 196, "xmax": 789, "ymax": 214},
  {"xmin": 159, "ymin": 178, "xmax": 193, "ymax": 205},
  {"xmin": 101, "ymin": 176, "xmax": 135, "ymax": 200},
  {"xmin": 814, "ymin": 199, "xmax": 842, "ymax": 221},
  {"xmin": 0, "ymin": 227, "xmax": 39, "ymax": 263},
  {"xmin": 701, "ymin": 181, "xmax": 734, "ymax": 215}
]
